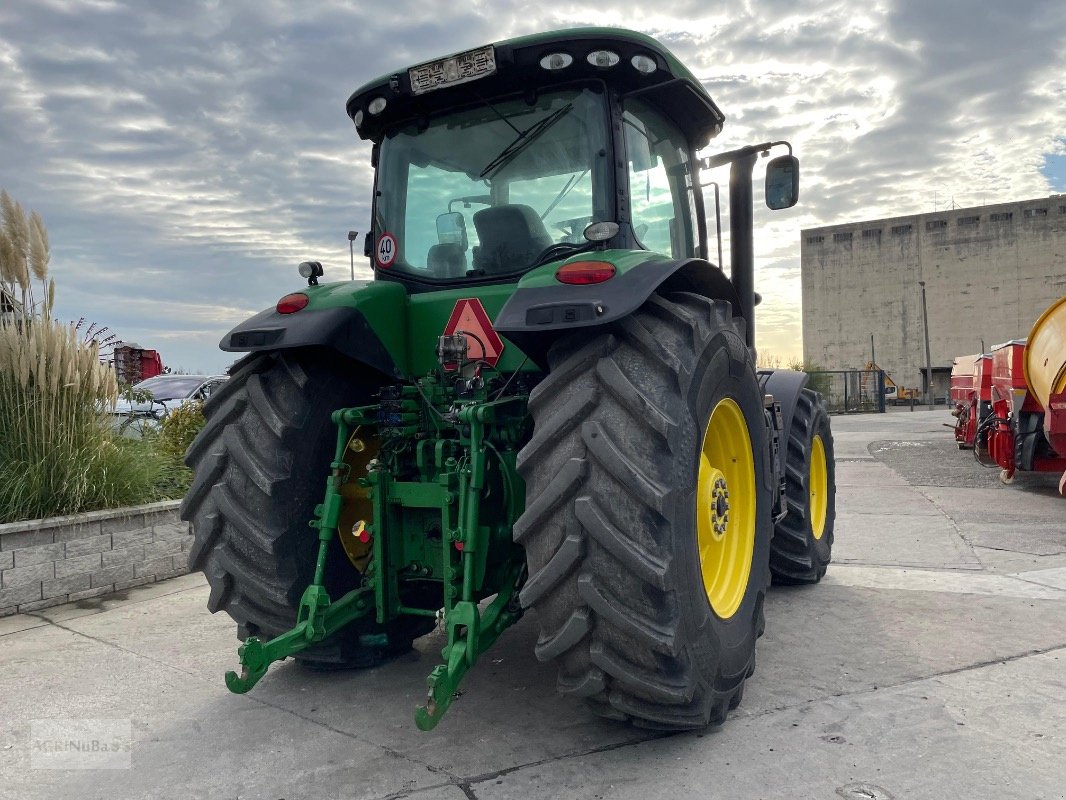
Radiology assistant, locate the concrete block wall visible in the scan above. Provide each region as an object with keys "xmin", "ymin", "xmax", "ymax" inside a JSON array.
[{"xmin": 0, "ymin": 501, "xmax": 191, "ymax": 616}]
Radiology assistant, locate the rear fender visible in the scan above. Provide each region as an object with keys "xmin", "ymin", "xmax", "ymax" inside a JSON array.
[
  {"xmin": 222, "ymin": 305, "xmax": 403, "ymax": 380},
  {"xmin": 494, "ymin": 254, "xmax": 742, "ymax": 367},
  {"xmin": 758, "ymin": 369, "xmax": 810, "ymax": 447}
]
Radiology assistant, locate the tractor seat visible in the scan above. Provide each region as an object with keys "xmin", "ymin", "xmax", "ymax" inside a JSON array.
[
  {"xmin": 472, "ymin": 204, "xmax": 553, "ymax": 274},
  {"xmin": 427, "ymin": 243, "xmax": 467, "ymax": 279}
]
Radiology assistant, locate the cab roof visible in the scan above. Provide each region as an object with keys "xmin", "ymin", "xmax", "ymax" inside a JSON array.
[{"xmin": 346, "ymin": 27, "xmax": 725, "ymax": 149}]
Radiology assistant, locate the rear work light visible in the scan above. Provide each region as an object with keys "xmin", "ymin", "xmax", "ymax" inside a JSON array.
[
  {"xmin": 586, "ymin": 50, "xmax": 620, "ymax": 68},
  {"xmin": 555, "ymin": 261, "xmax": 616, "ymax": 285},
  {"xmin": 631, "ymin": 54, "xmax": 657, "ymax": 74},
  {"xmin": 276, "ymin": 293, "xmax": 309, "ymax": 314},
  {"xmin": 540, "ymin": 52, "xmax": 573, "ymax": 71}
]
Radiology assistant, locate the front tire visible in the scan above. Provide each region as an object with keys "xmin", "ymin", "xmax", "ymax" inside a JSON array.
[
  {"xmin": 514, "ymin": 295, "xmax": 773, "ymax": 729},
  {"xmin": 769, "ymin": 389, "xmax": 836, "ymax": 584}
]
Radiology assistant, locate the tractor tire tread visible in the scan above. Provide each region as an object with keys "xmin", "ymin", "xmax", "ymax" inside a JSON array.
[
  {"xmin": 516, "ymin": 294, "xmax": 770, "ymax": 730},
  {"xmin": 769, "ymin": 388, "xmax": 835, "ymax": 584},
  {"xmin": 181, "ymin": 349, "xmax": 419, "ymax": 668}
]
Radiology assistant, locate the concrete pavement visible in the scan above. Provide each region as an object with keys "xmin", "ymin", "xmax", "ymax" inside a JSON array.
[{"xmin": 1, "ymin": 409, "xmax": 1064, "ymax": 799}]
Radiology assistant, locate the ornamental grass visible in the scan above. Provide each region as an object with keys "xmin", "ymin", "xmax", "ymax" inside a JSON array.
[{"xmin": 0, "ymin": 189, "xmax": 167, "ymax": 523}]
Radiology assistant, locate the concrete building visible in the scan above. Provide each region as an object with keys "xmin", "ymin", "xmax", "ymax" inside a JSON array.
[{"xmin": 801, "ymin": 195, "xmax": 1066, "ymax": 399}]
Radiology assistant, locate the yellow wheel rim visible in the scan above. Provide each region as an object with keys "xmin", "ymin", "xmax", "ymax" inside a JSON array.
[
  {"xmin": 338, "ymin": 430, "xmax": 378, "ymax": 571},
  {"xmin": 809, "ymin": 434, "xmax": 828, "ymax": 541},
  {"xmin": 697, "ymin": 397, "xmax": 756, "ymax": 620}
]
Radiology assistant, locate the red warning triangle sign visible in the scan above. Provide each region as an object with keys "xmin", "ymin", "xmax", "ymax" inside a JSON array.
[{"xmin": 443, "ymin": 298, "xmax": 505, "ymax": 367}]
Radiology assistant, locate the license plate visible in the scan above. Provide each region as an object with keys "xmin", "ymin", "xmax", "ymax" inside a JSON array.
[{"xmin": 409, "ymin": 45, "xmax": 496, "ymax": 95}]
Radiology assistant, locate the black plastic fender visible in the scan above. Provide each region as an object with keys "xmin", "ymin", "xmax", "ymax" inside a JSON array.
[
  {"xmin": 220, "ymin": 306, "xmax": 402, "ymax": 379},
  {"xmin": 758, "ymin": 369, "xmax": 810, "ymax": 449},
  {"xmin": 494, "ymin": 257, "xmax": 742, "ymax": 367}
]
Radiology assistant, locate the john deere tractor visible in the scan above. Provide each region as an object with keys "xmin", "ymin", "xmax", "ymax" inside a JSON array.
[{"xmin": 181, "ymin": 27, "xmax": 836, "ymax": 731}]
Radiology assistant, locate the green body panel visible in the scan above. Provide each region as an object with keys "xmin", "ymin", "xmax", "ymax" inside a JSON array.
[
  {"xmin": 303, "ymin": 279, "xmax": 408, "ymax": 370},
  {"xmin": 404, "ymin": 285, "xmax": 531, "ymax": 375},
  {"xmin": 302, "ymin": 280, "xmax": 538, "ymax": 376},
  {"xmin": 301, "ymin": 248, "xmax": 666, "ymax": 376}
]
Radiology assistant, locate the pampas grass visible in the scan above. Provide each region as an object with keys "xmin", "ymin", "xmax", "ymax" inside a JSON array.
[{"xmin": 0, "ymin": 190, "xmax": 166, "ymax": 523}]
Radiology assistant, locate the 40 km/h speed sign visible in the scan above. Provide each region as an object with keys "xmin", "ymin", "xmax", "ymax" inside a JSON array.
[{"xmin": 376, "ymin": 233, "xmax": 397, "ymax": 268}]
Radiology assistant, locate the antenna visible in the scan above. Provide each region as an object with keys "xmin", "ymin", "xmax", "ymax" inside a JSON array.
[{"xmin": 347, "ymin": 230, "xmax": 359, "ymax": 280}]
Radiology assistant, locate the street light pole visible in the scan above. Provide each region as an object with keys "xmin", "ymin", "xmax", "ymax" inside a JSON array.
[
  {"xmin": 919, "ymin": 280, "xmax": 933, "ymax": 409},
  {"xmin": 347, "ymin": 230, "xmax": 359, "ymax": 281}
]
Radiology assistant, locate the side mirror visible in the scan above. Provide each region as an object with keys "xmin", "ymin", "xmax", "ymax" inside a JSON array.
[
  {"xmin": 436, "ymin": 212, "xmax": 468, "ymax": 250},
  {"xmin": 765, "ymin": 155, "xmax": 799, "ymax": 210}
]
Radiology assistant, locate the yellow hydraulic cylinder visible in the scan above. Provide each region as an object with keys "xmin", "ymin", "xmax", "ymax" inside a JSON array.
[{"xmin": 1024, "ymin": 295, "xmax": 1066, "ymax": 408}]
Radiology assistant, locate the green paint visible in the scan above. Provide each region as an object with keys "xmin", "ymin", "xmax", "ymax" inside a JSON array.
[
  {"xmin": 302, "ymin": 280, "xmax": 408, "ymax": 374},
  {"xmin": 302, "ymin": 280, "xmax": 536, "ymax": 377},
  {"xmin": 405, "ymin": 284, "xmax": 531, "ymax": 375}
]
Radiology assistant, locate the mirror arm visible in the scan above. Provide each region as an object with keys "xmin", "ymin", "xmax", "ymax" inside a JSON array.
[{"xmin": 699, "ymin": 140, "xmax": 791, "ymax": 170}]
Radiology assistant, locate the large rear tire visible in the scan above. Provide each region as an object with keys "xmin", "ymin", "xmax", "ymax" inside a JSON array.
[
  {"xmin": 514, "ymin": 294, "xmax": 773, "ymax": 729},
  {"xmin": 769, "ymin": 388, "xmax": 835, "ymax": 584},
  {"xmin": 180, "ymin": 349, "xmax": 431, "ymax": 668}
]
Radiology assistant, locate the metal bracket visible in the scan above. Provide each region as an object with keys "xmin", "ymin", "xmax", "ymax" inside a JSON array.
[
  {"xmin": 415, "ymin": 563, "xmax": 523, "ymax": 730},
  {"xmin": 225, "ymin": 584, "xmax": 372, "ymax": 693}
]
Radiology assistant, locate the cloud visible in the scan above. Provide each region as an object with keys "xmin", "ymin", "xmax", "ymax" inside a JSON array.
[{"xmin": 0, "ymin": 0, "xmax": 1063, "ymax": 371}]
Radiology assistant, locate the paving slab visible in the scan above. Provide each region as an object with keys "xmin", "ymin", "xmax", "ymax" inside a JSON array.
[
  {"xmin": 835, "ymin": 484, "xmax": 942, "ymax": 517},
  {"xmin": 472, "ymin": 649, "xmax": 1066, "ymax": 800},
  {"xmin": 829, "ymin": 437, "xmax": 878, "ymax": 460},
  {"xmin": 0, "ymin": 609, "xmax": 447, "ymax": 800},
  {"xmin": 969, "ymin": 546, "xmax": 1066, "ymax": 575},
  {"xmin": 823, "ymin": 564, "xmax": 1066, "ymax": 599},
  {"xmin": 1013, "ymin": 566, "xmax": 1066, "ymax": 591},
  {"xmin": 834, "ymin": 460, "xmax": 909, "ymax": 487},
  {"xmin": 921, "ymin": 486, "xmax": 1065, "ymax": 528},
  {"xmin": 832, "ymin": 511, "xmax": 981, "ymax": 569},
  {"xmin": 752, "ymin": 579, "xmax": 1066, "ymax": 715}
]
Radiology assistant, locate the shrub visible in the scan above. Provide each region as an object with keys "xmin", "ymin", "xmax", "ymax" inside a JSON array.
[
  {"xmin": 150, "ymin": 401, "xmax": 205, "ymax": 496},
  {"xmin": 787, "ymin": 358, "xmax": 833, "ymax": 397},
  {"xmin": 158, "ymin": 400, "xmax": 205, "ymax": 460},
  {"xmin": 0, "ymin": 190, "xmax": 168, "ymax": 523}
]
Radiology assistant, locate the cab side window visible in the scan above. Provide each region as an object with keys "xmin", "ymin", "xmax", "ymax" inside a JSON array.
[{"xmin": 622, "ymin": 99, "xmax": 698, "ymax": 259}]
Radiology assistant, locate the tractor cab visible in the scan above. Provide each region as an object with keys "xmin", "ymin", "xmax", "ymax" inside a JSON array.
[{"xmin": 348, "ymin": 29, "xmax": 732, "ymax": 289}]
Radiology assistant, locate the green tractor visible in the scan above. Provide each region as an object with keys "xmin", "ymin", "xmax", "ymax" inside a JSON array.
[{"xmin": 181, "ymin": 27, "xmax": 836, "ymax": 731}]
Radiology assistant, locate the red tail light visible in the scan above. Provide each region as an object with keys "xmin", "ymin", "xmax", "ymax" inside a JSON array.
[
  {"xmin": 276, "ymin": 293, "xmax": 309, "ymax": 314},
  {"xmin": 555, "ymin": 261, "xmax": 616, "ymax": 285}
]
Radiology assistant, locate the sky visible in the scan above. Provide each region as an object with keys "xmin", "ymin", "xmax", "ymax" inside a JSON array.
[{"xmin": 2, "ymin": 0, "xmax": 1065, "ymax": 373}]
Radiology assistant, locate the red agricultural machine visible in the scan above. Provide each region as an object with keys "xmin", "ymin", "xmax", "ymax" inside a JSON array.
[
  {"xmin": 960, "ymin": 296, "xmax": 1066, "ymax": 493},
  {"xmin": 950, "ymin": 352, "xmax": 992, "ymax": 449},
  {"xmin": 112, "ymin": 342, "xmax": 164, "ymax": 385}
]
